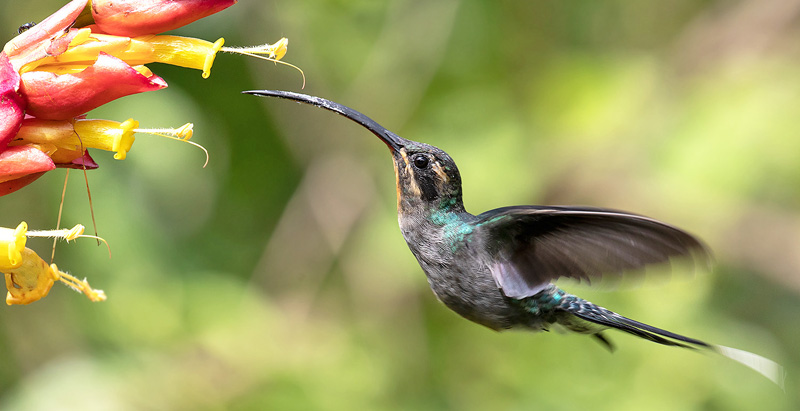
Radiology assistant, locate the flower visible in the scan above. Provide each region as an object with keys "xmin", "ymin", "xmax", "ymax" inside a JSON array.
[
  {"xmin": 0, "ymin": 145, "xmax": 55, "ymax": 196},
  {"xmin": 90, "ymin": 0, "xmax": 237, "ymax": 37},
  {"xmin": 0, "ymin": 222, "xmax": 27, "ymax": 270},
  {"xmin": 1, "ymin": 222, "xmax": 106, "ymax": 305},
  {"xmin": 4, "ymin": 247, "xmax": 61, "ymax": 305},
  {"xmin": 12, "ymin": 117, "xmax": 139, "ymax": 161},
  {"xmin": 0, "ymin": 52, "xmax": 24, "ymax": 148},
  {"xmin": 21, "ymin": 52, "xmax": 168, "ymax": 120},
  {"xmin": 1, "ymin": 0, "xmax": 291, "ymax": 196},
  {"xmin": 23, "ymin": 29, "xmax": 228, "ymax": 81},
  {"xmin": 1, "ymin": 0, "xmax": 295, "ymax": 303}
]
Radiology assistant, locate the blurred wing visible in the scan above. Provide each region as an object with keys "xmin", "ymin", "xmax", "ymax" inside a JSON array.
[{"xmin": 475, "ymin": 206, "xmax": 710, "ymax": 298}]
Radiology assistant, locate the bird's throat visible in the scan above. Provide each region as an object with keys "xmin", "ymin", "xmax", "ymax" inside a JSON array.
[{"xmin": 393, "ymin": 148, "xmax": 423, "ymax": 212}]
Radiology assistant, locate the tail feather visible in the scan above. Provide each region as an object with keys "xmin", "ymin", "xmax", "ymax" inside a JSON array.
[
  {"xmin": 715, "ymin": 345, "xmax": 786, "ymax": 391},
  {"xmin": 571, "ymin": 308, "xmax": 702, "ymax": 350},
  {"xmin": 566, "ymin": 300, "xmax": 785, "ymax": 389}
]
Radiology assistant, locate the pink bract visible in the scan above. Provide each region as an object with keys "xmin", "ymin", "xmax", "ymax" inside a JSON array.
[
  {"xmin": 21, "ymin": 53, "xmax": 168, "ymax": 120},
  {"xmin": 0, "ymin": 145, "xmax": 56, "ymax": 183},
  {"xmin": 0, "ymin": 52, "xmax": 25, "ymax": 149},
  {"xmin": 91, "ymin": 0, "xmax": 237, "ymax": 37},
  {"xmin": 3, "ymin": 0, "xmax": 88, "ymax": 72},
  {"xmin": 0, "ymin": 172, "xmax": 47, "ymax": 196}
]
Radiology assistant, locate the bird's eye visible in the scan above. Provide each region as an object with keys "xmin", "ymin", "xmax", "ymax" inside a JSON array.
[{"xmin": 412, "ymin": 155, "xmax": 429, "ymax": 169}]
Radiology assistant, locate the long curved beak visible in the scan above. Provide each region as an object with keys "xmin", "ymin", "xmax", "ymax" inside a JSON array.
[{"xmin": 243, "ymin": 90, "xmax": 406, "ymax": 152}]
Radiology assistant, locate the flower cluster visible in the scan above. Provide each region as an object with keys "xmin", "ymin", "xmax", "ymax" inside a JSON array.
[
  {"xmin": 1, "ymin": 221, "xmax": 106, "ymax": 304},
  {"xmin": 1, "ymin": 0, "xmax": 291, "ymax": 304}
]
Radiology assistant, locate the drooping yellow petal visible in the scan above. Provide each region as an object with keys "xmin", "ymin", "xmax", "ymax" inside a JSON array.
[
  {"xmin": 2, "ymin": 247, "xmax": 106, "ymax": 305},
  {"xmin": 4, "ymin": 247, "xmax": 57, "ymax": 305}
]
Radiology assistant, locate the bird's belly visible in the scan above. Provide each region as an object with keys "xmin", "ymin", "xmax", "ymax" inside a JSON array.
[{"xmin": 420, "ymin": 262, "xmax": 522, "ymax": 330}]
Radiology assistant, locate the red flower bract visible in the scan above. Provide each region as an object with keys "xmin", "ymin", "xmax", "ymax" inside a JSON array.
[
  {"xmin": 2, "ymin": 0, "xmax": 87, "ymax": 72},
  {"xmin": 0, "ymin": 145, "xmax": 55, "ymax": 195},
  {"xmin": 0, "ymin": 172, "xmax": 47, "ymax": 196},
  {"xmin": 21, "ymin": 53, "xmax": 168, "ymax": 120},
  {"xmin": 0, "ymin": 52, "xmax": 24, "ymax": 148},
  {"xmin": 91, "ymin": 0, "xmax": 237, "ymax": 37}
]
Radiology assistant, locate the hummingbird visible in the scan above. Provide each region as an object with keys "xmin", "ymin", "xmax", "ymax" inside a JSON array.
[{"xmin": 244, "ymin": 90, "xmax": 784, "ymax": 387}]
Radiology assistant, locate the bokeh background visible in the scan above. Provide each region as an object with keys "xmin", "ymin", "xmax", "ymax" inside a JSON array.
[{"xmin": 2, "ymin": 0, "xmax": 799, "ymax": 409}]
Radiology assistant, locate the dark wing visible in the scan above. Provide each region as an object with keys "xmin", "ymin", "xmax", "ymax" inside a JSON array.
[{"xmin": 474, "ymin": 206, "xmax": 711, "ymax": 299}]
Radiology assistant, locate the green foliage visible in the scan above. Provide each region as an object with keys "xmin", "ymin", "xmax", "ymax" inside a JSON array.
[{"xmin": 1, "ymin": 0, "xmax": 798, "ymax": 409}]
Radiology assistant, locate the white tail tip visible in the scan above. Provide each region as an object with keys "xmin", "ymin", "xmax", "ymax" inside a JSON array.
[{"xmin": 715, "ymin": 345, "xmax": 786, "ymax": 391}]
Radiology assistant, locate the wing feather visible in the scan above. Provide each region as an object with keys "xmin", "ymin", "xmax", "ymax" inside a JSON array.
[{"xmin": 475, "ymin": 206, "xmax": 710, "ymax": 298}]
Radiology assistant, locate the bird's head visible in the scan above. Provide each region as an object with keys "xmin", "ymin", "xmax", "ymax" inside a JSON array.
[{"xmin": 244, "ymin": 90, "xmax": 464, "ymax": 213}]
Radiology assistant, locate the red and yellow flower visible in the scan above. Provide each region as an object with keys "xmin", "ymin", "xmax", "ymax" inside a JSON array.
[{"xmin": 1, "ymin": 0, "xmax": 292, "ymax": 304}]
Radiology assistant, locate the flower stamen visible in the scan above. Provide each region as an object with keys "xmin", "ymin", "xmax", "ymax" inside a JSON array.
[
  {"xmin": 134, "ymin": 123, "xmax": 209, "ymax": 168},
  {"xmin": 222, "ymin": 38, "xmax": 305, "ymax": 88},
  {"xmin": 27, "ymin": 224, "xmax": 85, "ymax": 241},
  {"xmin": 50, "ymin": 263, "xmax": 106, "ymax": 302},
  {"xmin": 222, "ymin": 37, "xmax": 288, "ymax": 60},
  {"xmin": 26, "ymin": 224, "xmax": 112, "ymax": 257}
]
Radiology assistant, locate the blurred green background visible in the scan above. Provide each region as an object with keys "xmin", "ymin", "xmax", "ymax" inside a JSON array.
[{"xmin": 2, "ymin": 0, "xmax": 799, "ymax": 409}]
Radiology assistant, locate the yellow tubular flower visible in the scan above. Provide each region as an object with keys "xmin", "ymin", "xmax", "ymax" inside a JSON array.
[
  {"xmin": 140, "ymin": 35, "xmax": 224, "ymax": 79},
  {"xmin": 26, "ymin": 30, "xmax": 226, "ymax": 79},
  {"xmin": 3, "ymin": 247, "xmax": 106, "ymax": 305},
  {"xmin": 74, "ymin": 118, "xmax": 138, "ymax": 160},
  {"xmin": 0, "ymin": 222, "xmax": 28, "ymax": 270},
  {"xmin": 0, "ymin": 221, "xmax": 109, "ymax": 304},
  {"xmin": 13, "ymin": 117, "xmax": 205, "ymax": 166},
  {"xmin": 14, "ymin": 118, "xmax": 138, "ymax": 160},
  {"xmin": 24, "ymin": 29, "xmax": 293, "ymax": 80}
]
